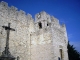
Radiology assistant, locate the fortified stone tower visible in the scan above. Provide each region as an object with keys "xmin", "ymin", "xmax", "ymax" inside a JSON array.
[
  {"xmin": 0, "ymin": 1, "xmax": 68, "ymax": 60},
  {"xmin": 32, "ymin": 11, "xmax": 68, "ymax": 60}
]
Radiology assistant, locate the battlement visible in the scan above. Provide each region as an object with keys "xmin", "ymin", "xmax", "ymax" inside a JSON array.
[
  {"xmin": 26, "ymin": 13, "xmax": 33, "ymax": 20},
  {"xmin": 35, "ymin": 12, "xmax": 66, "ymax": 33},
  {"xmin": 0, "ymin": 1, "xmax": 35, "ymax": 26},
  {"xmin": 0, "ymin": 1, "xmax": 8, "ymax": 7},
  {"xmin": 35, "ymin": 11, "xmax": 51, "ymax": 23},
  {"xmin": 0, "ymin": 1, "xmax": 17, "ymax": 12},
  {"xmin": 10, "ymin": 6, "xmax": 18, "ymax": 11},
  {"xmin": 51, "ymin": 16, "xmax": 59, "ymax": 24},
  {"xmin": 0, "ymin": 1, "xmax": 67, "ymax": 34},
  {"xmin": 0, "ymin": 1, "xmax": 65, "ymax": 28}
]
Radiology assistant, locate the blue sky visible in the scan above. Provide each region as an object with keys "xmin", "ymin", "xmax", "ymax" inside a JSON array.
[{"xmin": 1, "ymin": 0, "xmax": 80, "ymax": 52}]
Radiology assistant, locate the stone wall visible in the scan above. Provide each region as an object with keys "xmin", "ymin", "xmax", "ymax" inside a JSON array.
[
  {"xmin": 35, "ymin": 11, "xmax": 68, "ymax": 60},
  {"xmin": 0, "ymin": 1, "xmax": 68, "ymax": 60}
]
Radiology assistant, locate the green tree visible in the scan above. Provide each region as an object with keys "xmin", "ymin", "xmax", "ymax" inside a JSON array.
[{"xmin": 68, "ymin": 42, "xmax": 80, "ymax": 60}]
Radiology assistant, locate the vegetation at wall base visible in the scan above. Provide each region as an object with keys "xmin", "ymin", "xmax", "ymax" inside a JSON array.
[{"xmin": 68, "ymin": 41, "xmax": 80, "ymax": 60}]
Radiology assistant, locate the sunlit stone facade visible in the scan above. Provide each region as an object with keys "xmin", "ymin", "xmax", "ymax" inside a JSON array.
[{"xmin": 0, "ymin": 1, "xmax": 68, "ymax": 60}]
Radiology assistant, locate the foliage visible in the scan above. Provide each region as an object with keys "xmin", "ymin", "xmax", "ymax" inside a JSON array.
[{"xmin": 68, "ymin": 42, "xmax": 80, "ymax": 60}]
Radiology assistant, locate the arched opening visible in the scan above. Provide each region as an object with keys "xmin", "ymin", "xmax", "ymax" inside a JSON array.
[
  {"xmin": 38, "ymin": 22, "xmax": 42, "ymax": 29},
  {"xmin": 47, "ymin": 23, "xmax": 48, "ymax": 26},
  {"xmin": 59, "ymin": 49, "xmax": 64, "ymax": 60}
]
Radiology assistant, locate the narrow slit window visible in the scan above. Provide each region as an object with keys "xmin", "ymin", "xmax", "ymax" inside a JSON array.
[{"xmin": 38, "ymin": 22, "xmax": 42, "ymax": 29}]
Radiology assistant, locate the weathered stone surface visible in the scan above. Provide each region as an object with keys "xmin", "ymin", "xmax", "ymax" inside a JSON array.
[{"xmin": 0, "ymin": 1, "xmax": 68, "ymax": 60}]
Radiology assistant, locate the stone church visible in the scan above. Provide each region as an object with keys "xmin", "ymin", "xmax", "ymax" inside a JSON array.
[{"xmin": 0, "ymin": 1, "xmax": 68, "ymax": 60}]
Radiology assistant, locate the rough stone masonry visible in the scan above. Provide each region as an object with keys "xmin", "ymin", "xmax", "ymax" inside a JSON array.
[{"xmin": 0, "ymin": 1, "xmax": 69, "ymax": 60}]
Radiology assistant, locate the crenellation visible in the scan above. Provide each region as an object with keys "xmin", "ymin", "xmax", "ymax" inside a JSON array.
[
  {"xmin": 51, "ymin": 16, "xmax": 60, "ymax": 28},
  {"xmin": 19, "ymin": 10, "xmax": 26, "ymax": 15},
  {"xmin": 39, "ymin": 11, "xmax": 47, "ymax": 19},
  {"xmin": 0, "ymin": 1, "xmax": 8, "ymax": 8},
  {"xmin": 10, "ymin": 6, "xmax": 18, "ymax": 11},
  {"xmin": 0, "ymin": 1, "xmax": 8, "ymax": 15},
  {"xmin": 35, "ymin": 13, "xmax": 39, "ymax": 22},
  {"xmin": 60, "ymin": 24, "xmax": 66, "ymax": 32},
  {"xmin": 0, "ymin": 6, "xmax": 8, "ymax": 18},
  {"xmin": 60, "ymin": 24, "xmax": 68, "ymax": 39},
  {"xmin": 35, "ymin": 11, "xmax": 51, "ymax": 23},
  {"xmin": 27, "ymin": 13, "xmax": 33, "ymax": 20},
  {"xmin": 16, "ymin": 11, "xmax": 28, "ymax": 26}
]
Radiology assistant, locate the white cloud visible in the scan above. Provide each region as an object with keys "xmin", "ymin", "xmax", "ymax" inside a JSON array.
[{"xmin": 68, "ymin": 34, "xmax": 73, "ymax": 39}]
